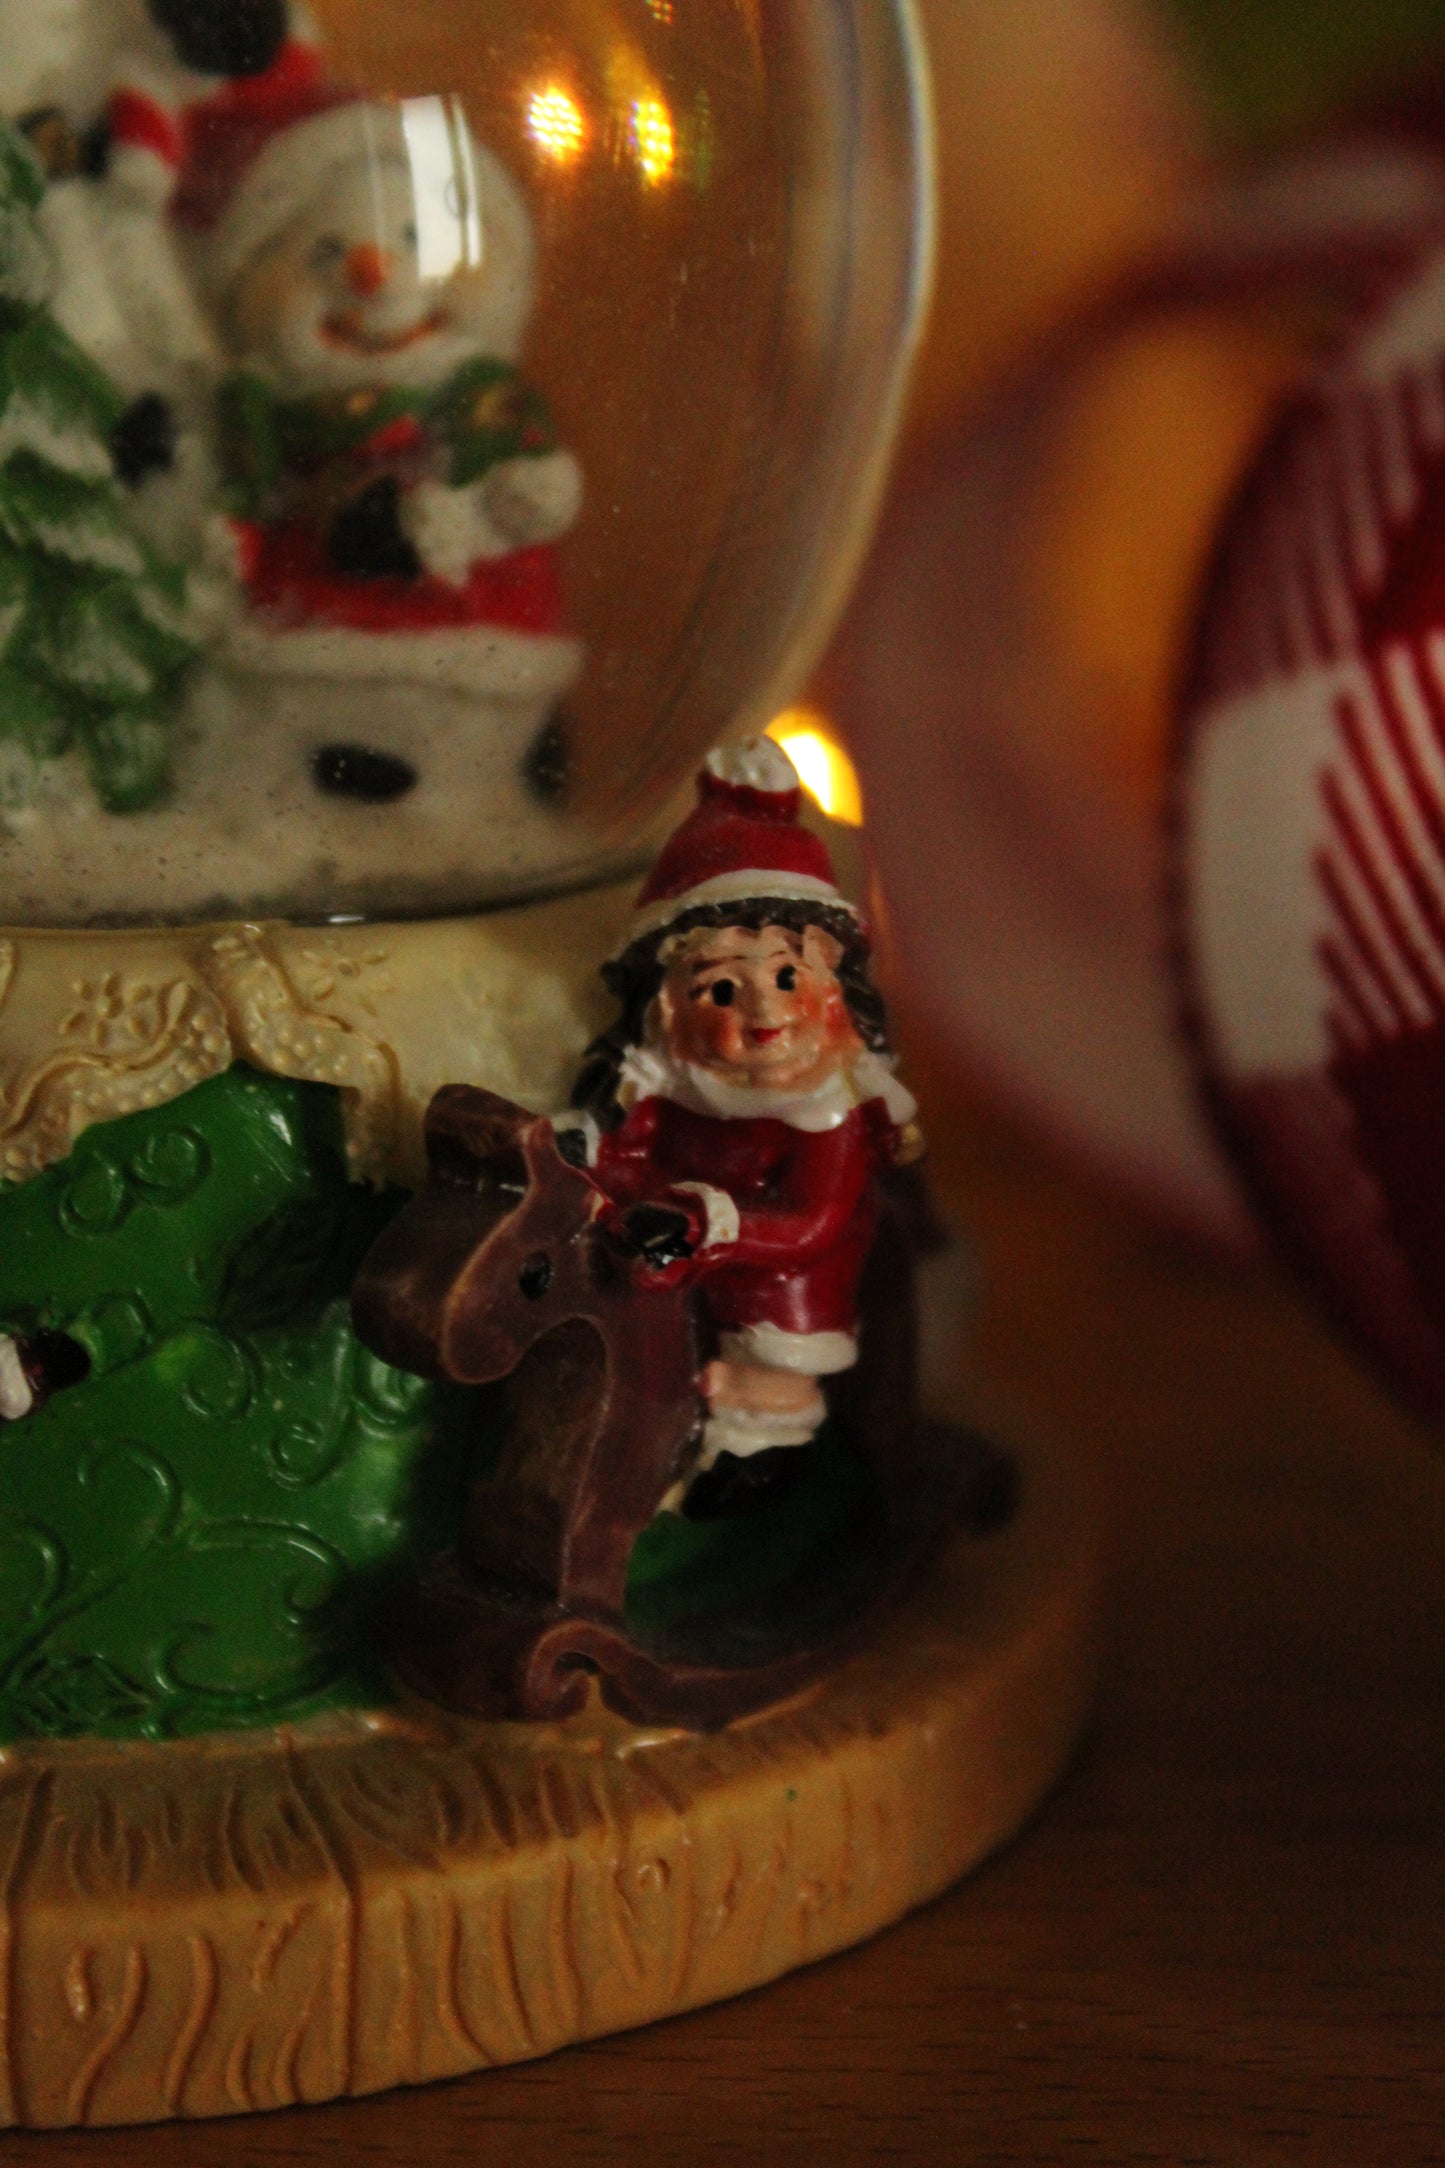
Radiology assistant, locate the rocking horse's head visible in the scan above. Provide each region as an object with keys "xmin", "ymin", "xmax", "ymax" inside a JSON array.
[
  {"xmin": 352, "ymin": 1088, "xmax": 603, "ymax": 1387},
  {"xmin": 573, "ymin": 739, "xmax": 890, "ymax": 1128}
]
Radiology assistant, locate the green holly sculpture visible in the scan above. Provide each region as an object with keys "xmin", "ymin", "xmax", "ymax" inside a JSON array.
[
  {"xmin": 0, "ymin": 1066, "xmax": 474, "ymax": 1741},
  {"xmin": 0, "ymin": 124, "xmax": 198, "ymax": 815}
]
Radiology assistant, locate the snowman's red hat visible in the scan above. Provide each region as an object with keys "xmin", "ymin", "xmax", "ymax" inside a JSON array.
[
  {"xmin": 175, "ymin": 81, "xmax": 384, "ymax": 295},
  {"xmin": 629, "ymin": 737, "xmax": 856, "ymax": 945}
]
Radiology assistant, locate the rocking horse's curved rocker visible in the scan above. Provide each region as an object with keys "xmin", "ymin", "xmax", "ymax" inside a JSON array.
[{"xmin": 353, "ymin": 1085, "xmax": 998, "ymax": 1732}]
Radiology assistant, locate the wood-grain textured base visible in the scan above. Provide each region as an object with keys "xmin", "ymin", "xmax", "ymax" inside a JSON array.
[{"xmin": 0, "ymin": 1433, "xmax": 1097, "ymax": 2130}]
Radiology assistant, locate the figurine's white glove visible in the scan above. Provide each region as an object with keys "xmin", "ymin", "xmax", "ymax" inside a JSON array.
[
  {"xmin": 401, "ymin": 479, "xmax": 490, "ymax": 587},
  {"xmin": 0, "ymin": 1335, "xmax": 34, "ymax": 1422},
  {"xmin": 403, "ymin": 451, "xmax": 583, "ymax": 584},
  {"xmin": 481, "ymin": 450, "xmax": 584, "ymax": 549},
  {"xmin": 105, "ymin": 138, "xmax": 177, "ymax": 212}
]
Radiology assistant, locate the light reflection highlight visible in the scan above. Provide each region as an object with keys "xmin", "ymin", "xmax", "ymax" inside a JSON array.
[
  {"xmin": 400, "ymin": 96, "xmax": 484, "ymax": 279},
  {"xmin": 767, "ymin": 713, "xmax": 864, "ymax": 826},
  {"xmin": 526, "ymin": 83, "xmax": 587, "ymax": 164},
  {"xmin": 630, "ymin": 94, "xmax": 676, "ymax": 186}
]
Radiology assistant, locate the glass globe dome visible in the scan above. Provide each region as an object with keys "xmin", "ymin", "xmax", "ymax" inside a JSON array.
[{"xmin": 0, "ymin": 0, "xmax": 929, "ymax": 926}]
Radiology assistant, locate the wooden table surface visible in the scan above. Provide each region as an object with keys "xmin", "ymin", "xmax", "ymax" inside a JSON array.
[{"xmin": 12, "ymin": 1076, "xmax": 1443, "ymax": 2166}]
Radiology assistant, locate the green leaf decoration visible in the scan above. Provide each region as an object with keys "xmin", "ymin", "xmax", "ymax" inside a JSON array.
[
  {"xmin": 0, "ymin": 133, "xmax": 50, "ymax": 330},
  {"xmin": 3, "ymin": 1653, "xmax": 155, "ymax": 1738},
  {"xmin": 127, "ymin": 555, "xmax": 193, "ymax": 643},
  {"xmin": 0, "ymin": 1067, "xmax": 478, "ymax": 1743}
]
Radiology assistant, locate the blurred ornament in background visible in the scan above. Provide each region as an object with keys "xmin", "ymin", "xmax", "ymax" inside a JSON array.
[
  {"xmin": 1161, "ymin": 0, "xmax": 1445, "ymax": 148},
  {"xmin": 834, "ymin": 0, "xmax": 1445, "ymax": 1251},
  {"xmin": 1177, "ymin": 212, "xmax": 1445, "ymax": 1424}
]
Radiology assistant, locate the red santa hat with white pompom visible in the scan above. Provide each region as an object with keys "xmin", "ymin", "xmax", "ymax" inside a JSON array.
[
  {"xmin": 107, "ymin": 11, "xmax": 448, "ymax": 306},
  {"xmin": 170, "ymin": 72, "xmax": 374, "ymax": 297},
  {"xmin": 628, "ymin": 737, "xmax": 859, "ymax": 946},
  {"xmin": 106, "ymin": 4, "xmax": 337, "ymax": 225}
]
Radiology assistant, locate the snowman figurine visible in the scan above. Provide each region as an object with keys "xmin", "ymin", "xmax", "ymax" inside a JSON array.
[
  {"xmin": 203, "ymin": 92, "xmax": 582, "ymax": 591},
  {"xmin": 158, "ymin": 81, "xmax": 585, "ymax": 877}
]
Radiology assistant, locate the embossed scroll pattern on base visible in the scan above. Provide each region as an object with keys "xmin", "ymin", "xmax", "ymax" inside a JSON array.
[
  {"xmin": 0, "ymin": 887, "xmax": 630, "ymax": 1195},
  {"xmin": 0, "ymin": 1436, "xmax": 1097, "ymax": 2129}
]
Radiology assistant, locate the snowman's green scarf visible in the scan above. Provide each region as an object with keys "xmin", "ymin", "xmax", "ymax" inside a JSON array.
[{"xmin": 216, "ymin": 356, "xmax": 558, "ymax": 519}]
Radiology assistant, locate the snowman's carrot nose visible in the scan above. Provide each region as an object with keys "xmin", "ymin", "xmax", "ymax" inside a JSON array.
[{"xmin": 345, "ymin": 243, "xmax": 391, "ymax": 297}]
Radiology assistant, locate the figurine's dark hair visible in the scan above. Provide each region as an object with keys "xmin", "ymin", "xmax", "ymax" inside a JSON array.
[{"xmin": 574, "ymin": 896, "xmax": 889, "ymax": 1129}]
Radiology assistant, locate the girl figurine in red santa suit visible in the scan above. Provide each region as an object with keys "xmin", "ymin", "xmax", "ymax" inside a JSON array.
[{"xmin": 567, "ymin": 737, "xmax": 923, "ymax": 1521}]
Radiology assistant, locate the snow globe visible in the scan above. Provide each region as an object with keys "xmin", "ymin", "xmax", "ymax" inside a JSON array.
[
  {"xmin": 0, "ymin": 1, "xmax": 1096, "ymax": 2131},
  {"xmin": 0, "ymin": 0, "xmax": 926, "ymax": 926}
]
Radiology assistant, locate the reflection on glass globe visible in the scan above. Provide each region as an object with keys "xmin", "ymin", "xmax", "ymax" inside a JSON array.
[{"xmin": 0, "ymin": 0, "xmax": 927, "ymax": 925}]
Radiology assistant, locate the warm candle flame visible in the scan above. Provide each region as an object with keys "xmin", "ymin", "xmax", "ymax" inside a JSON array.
[{"xmin": 767, "ymin": 713, "xmax": 864, "ymax": 825}]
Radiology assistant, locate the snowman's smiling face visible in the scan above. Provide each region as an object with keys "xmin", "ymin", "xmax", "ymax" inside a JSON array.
[{"xmin": 225, "ymin": 151, "xmax": 534, "ymax": 394}]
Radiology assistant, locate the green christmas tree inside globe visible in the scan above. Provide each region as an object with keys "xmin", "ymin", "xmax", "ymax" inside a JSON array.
[{"xmin": 0, "ymin": 125, "xmax": 196, "ymax": 816}]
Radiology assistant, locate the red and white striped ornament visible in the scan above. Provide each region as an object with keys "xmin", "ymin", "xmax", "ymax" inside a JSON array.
[{"xmin": 1177, "ymin": 241, "xmax": 1445, "ymax": 1421}]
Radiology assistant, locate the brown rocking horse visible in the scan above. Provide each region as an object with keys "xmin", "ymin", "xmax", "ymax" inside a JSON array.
[{"xmin": 353, "ymin": 1085, "xmax": 988, "ymax": 1730}]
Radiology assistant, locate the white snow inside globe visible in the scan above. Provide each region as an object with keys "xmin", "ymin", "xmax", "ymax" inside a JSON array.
[{"xmin": 0, "ymin": 0, "xmax": 927, "ymax": 926}]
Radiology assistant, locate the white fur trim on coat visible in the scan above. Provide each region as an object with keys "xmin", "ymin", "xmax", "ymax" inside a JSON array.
[
  {"xmin": 629, "ymin": 867, "xmax": 853, "ymax": 945},
  {"xmin": 617, "ymin": 1043, "xmax": 917, "ymax": 1133},
  {"xmin": 718, "ymin": 1324, "xmax": 858, "ymax": 1376},
  {"xmin": 698, "ymin": 1395, "xmax": 826, "ymax": 1463},
  {"xmin": 671, "ymin": 1181, "xmax": 740, "ymax": 1249},
  {"xmin": 552, "ymin": 1110, "xmax": 601, "ymax": 1167}
]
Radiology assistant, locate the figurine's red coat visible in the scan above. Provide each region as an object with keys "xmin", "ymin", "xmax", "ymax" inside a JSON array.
[{"xmin": 594, "ymin": 1096, "xmax": 899, "ymax": 1341}]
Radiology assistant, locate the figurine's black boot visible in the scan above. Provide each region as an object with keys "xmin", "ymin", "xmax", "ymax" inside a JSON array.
[{"xmin": 682, "ymin": 1444, "xmax": 814, "ymax": 1521}]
